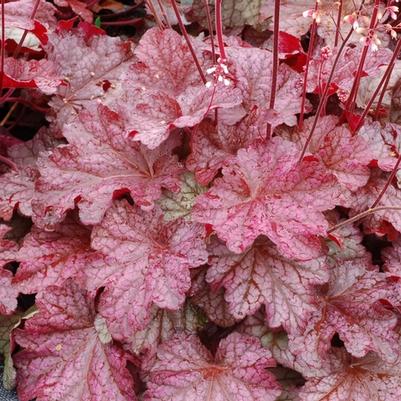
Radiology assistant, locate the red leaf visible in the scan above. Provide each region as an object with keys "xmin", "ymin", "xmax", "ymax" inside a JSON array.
[
  {"xmin": 278, "ymin": 31, "xmax": 302, "ymax": 56},
  {"xmin": 78, "ymin": 21, "xmax": 105, "ymax": 41},
  {"xmin": 56, "ymin": 17, "xmax": 78, "ymax": 33}
]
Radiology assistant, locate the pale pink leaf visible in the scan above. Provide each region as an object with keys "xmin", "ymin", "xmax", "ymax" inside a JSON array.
[
  {"xmin": 263, "ymin": 0, "xmax": 373, "ymax": 47},
  {"xmin": 185, "ymin": 0, "xmax": 267, "ymax": 29}
]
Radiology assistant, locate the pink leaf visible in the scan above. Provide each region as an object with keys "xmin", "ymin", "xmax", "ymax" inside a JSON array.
[
  {"xmin": 3, "ymin": 0, "xmax": 56, "ymax": 32},
  {"xmin": 285, "ymin": 116, "xmax": 373, "ymax": 191},
  {"xmin": 187, "ymin": 110, "xmax": 268, "ymax": 185},
  {"xmin": 13, "ymin": 216, "xmax": 97, "ymax": 293},
  {"xmin": 356, "ymin": 121, "xmax": 397, "ymax": 172},
  {"xmin": 14, "ymin": 282, "xmax": 136, "ymax": 401},
  {"xmin": 305, "ymin": 262, "xmax": 400, "ymax": 363},
  {"xmin": 86, "ymin": 200, "xmax": 208, "ymax": 338},
  {"xmin": 0, "ymin": 269, "xmax": 18, "ymax": 316},
  {"xmin": 118, "ymin": 80, "xmax": 242, "ymax": 151},
  {"xmin": 33, "ymin": 105, "xmax": 183, "ymax": 228},
  {"xmin": 132, "ymin": 28, "xmax": 203, "ymax": 97},
  {"xmin": 0, "ymin": 226, "xmax": 19, "ymax": 315},
  {"xmin": 115, "ymin": 28, "xmax": 243, "ymax": 149},
  {"xmin": 46, "ymin": 30, "xmax": 133, "ymax": 128},
  {"xmin": 207, "ymin": 236, "xmax": 328, "ymax": 333},
  {"xmin": 348, "ymin": 170, "xmax": 401, "ymax": 235},
  {"xmin": 227, "ymin": 46, "xmax": 305, "ymax": 127},
  {"xmin": 128, "ymin": 303, "xmax": 204, "ymax": 355},
  {"xmin": 2, "ymin": 57, "xmax": 61, "ymax": 94},
  {"xmin": 299, "ymin": 350, "xmax": 401, "ymax": 401},
  {"xmin": 143, "ymin": 333, "xmax": 281, "ymax": 401},
  {"xmin": 190, "ymin": 268, "xmax": 238, "ymax": 328},
  {"xmin": 157, "ymin": 172, "xmax": 207, "ymax": 221},
  {"xmin": 307, "ymin": 44, "xmax": 392, "ymax": 99},
  {"xmin": 54, "ymin": 0, "xmax": 92, "ymax": 22},
  {"xmin": 0, "ymin": 128, "xmax": 58, "ymax": 221},
  {"xmin": 383, "ymin": 239, "xmax": 401, "ymax": 276},
  {"xmin": 193, "ymin": 137, "xmax": 342, "ymax": 259}
]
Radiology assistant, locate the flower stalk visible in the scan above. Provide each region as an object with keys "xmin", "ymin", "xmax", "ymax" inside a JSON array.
[
  {"xmin": 328, "ymin": 206, "xmax": 401, "ymax": 233},
  {"xmin": 170, "ymin": 0, "xmax": 206, "ymax": 83},
  {"xmin": 299, "ymin": 1, "xmax": 319, "ymax": 130},
  {"xmin": 345, "ymin": 0, "xmax": 380, "ymax": 113},
  {"xmin": 267, "ymin": 0, "xmax": 280, "ymax": 136},
  {"xmin": 215, "ymin": 0, "xmax": 227, "ymax": 61},
  {"xmin": 353, "ymin": 36, "xmax": 401, "ymax": 134}
]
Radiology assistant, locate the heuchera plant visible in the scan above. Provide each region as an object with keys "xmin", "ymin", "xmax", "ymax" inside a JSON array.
[{"xmin": 1, "ymin": 0, "xmax": 401, "ymax": 400}]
